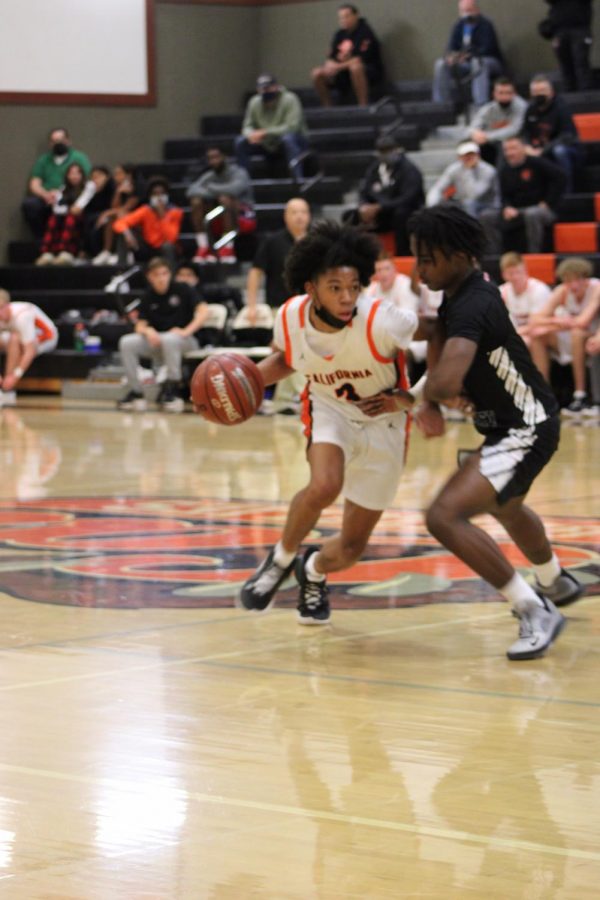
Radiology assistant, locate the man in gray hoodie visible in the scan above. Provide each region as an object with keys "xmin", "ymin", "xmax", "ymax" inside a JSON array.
[
  {"xmin": 186, "ymin": 146, "xmax": 255, "ymax": 264},
  {"xmin": 466, "ymin": 77, "xmax": 527, "ymax": 164},
  {"xmin": 426, "ymin": 141, "xmax": 500, "ymax": 217}
]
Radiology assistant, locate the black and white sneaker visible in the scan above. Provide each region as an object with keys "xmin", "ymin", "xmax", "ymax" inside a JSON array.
[
  {"xmin": 562, "ymin": 395, "xmax": 589, "ymax": 418},
  {"xmin": 160, "ymin": 381, "xmax": 185, "ymax": 413},
  {"xmin": 535, "ymin": 568, "xmax": 584, "ymax": 608},
  {"xmin": 117, "ymin": 390, "xmax": 146, "ymax": 412},
  {"xmin": 295, "ymin": 546, "xmax": 330, "ymax": 626},
  {"xmin": 237, "ymin": 547, "xmax": 295, "ymax": 612},
  {"xmin": 507, "ymin": 597, "xmax": 566, "ymax": 661}
]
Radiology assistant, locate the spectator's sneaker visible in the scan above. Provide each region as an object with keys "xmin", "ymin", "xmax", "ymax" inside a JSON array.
[
  {"xmin": 295, "ymin": 546, "xmax": 331, "ymax": 626},
  {"xmin": 582, "ymin": 404, "xmax": 600, "ymax": 419},
  {"xmin": 237, "ymin": 546, "xmax": 296, "ymax": 612},
  {"xmin": 562, "ymin": 395, "xmax": 588, "ymax": 418},
  {"xmin": 535, "ymin": 568, "xmax": 585, "ymax": 608},
  {"xmin": 107, "ymin": 253, "xmax": 119, "ymax": 266},
  {"xmin": 194, "ymin": 246, "xmax": 217, "ymax": 264},
  {"xmin": 55, "ymin": 251, "xmax": 75, "ymax": 265},
  {"xmin": 35, "ymin": 252, "xmax": 55, "ymax": 266},
  {"xmin": 1, "ymin": 391, "xmax": 16, "ymax": 407},
  {"xmin": 507, "ymin": 597, "xmax": 566, "ymax": 661},
  {"xmin": 116, "ymin": 390, "xmax": 147, "ymax": 412},
  {"xmin": 92, "ymin": 250, "xmax": 111, "ymax": 266},
  {"xmin": 217, "ymin": 244, "xmax": 237, "ymax": 264},
  {"xmin": 160, "ymin": 381, "xmax": 185, "ymax": 413}
]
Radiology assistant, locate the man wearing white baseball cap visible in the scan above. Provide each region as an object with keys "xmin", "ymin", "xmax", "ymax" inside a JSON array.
[{"xmin": 426, "ymin": 140, "xmax": 500, "ymax": 217}]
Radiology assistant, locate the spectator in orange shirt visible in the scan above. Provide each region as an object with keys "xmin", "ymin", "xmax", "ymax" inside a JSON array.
[{"xmin": 113, "ymin": 177, "xmax": 183, "ymax": 269}]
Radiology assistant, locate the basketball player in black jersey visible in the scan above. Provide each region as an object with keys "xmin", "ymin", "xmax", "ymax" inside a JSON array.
[{"xmin": 408, "ymin": 205, "xmax": 583, "ymax": 660}]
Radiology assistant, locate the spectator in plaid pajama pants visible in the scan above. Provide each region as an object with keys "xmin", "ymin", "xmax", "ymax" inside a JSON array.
[{"xmin": 36, "ymin": 163, "xmax": 96, "ymax": 266}]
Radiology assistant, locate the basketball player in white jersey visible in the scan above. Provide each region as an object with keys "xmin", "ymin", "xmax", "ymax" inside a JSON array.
[
  {"xmin": 498, "ymin": 252, "xmax": 550, "ymax": 335},
  {"xmin": 0, "ymin": 290, "xmax": 58, "ymax": 405},
  {"xmin": 525, "ymin": 257, "xmax": 600, "ymax": 417},
  {"xmin": 238, "ymin": 221, "xmax": 424, "ymax": 624}
]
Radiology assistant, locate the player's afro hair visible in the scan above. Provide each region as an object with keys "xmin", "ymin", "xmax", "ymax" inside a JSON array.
[
  {"xmin": 407, "ymin": 204, "xmax": 487, "ymax": 263},
  {"xmin": 285, "ymin": 220, "xmax": 380, "ymax": 293}
]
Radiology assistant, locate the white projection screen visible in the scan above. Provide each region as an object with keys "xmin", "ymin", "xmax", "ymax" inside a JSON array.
[{"xmin": 0, "ymin": 0, "xmax": 155, "ymax": 105}]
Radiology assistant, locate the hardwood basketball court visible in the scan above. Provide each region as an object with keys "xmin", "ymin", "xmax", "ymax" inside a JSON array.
[{"xmin": 0, "ymin": 400, "xmax": 598, "ymax": 898}]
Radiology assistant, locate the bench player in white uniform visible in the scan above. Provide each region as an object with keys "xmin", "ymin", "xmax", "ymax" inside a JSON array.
[
  {"xmin": 408, "ymin": 205, "xmax": 583, "ymax": 661},
  {"xmin": 525, "ymin": 257, "xmax": 600, "ymax": 417},
  {"xmin": 238, "ymin": 221, "xmax": 422, "ymax": 624},
  {"xmin": 0, "ymin": 290, "xmax": 58, "ymax": 405}
]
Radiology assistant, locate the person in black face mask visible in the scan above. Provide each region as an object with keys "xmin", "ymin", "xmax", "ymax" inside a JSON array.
[
  {"xmin": 466, "ymin": 77, "xmax": 528, "ymax": 165},
  {"xmin": 22, "ymin": 127, "xmax": 91, "ymax": 238},
  {"xmin": 235, "ymin": 74, "xmax": 308, "ymax": 181},
  {"xmin": 522, "ymin": 74, "xmax": 583, "ymax": 192}
]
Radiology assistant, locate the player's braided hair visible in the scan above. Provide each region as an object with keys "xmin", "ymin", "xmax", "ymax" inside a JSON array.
[
  {"xmin": 407, "ymin": 205, "xmax": 487, "ymax": 264},
  {"xmin": 285, "ymin": 220, "xmax": 380, "ymax": 293}
]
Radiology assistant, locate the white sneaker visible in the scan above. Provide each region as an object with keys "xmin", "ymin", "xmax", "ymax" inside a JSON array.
[
  {"xmin": 107, "ymin": 253, "xmax": 118, "ymax": 265},
  {"xmin": 507, "ymin": 598, "xmax": 566, "ymax": 661},
  {"xmin": 92, "ymin": 250, "xmax": 111, "ymax": 265},
  {"xmin": 35, "ymin": 252, "xmax": 55, "ymax": 266},
  {"xmin": 582, "ymin": 404, "xmax": 600, "ymax": 419},
  {"xmin": 162, "ymin": 396, "xmax": 185, "ymax": 413},
  {"xmin": 55, "ymin": 251, "xmax": 75, "ymax": 265},
  {"xmin": 1, "ymin": 391, "xmax": 17, "ymax": 407}
]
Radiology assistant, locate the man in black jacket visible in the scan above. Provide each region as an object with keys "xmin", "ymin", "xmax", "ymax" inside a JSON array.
[
  {"xmin": 311, "ymin": 4, "xmax": 385, "ymax": 106},
  {"xmin": 480, "ymin": 136, "xmax": 566, "ymax": 253},
  {"xmin": 542, "ymin": 0, "xmax": 593, "ymax": 92},
  {"xmin": 433, "ymin": 0, "xmax": 504, "ymax": 108},
  {"xmin": 344, "ymin": 135, "xmax": 424, "ymax": 255},
  {"xmin": 523, "ymin": 74, "xmax": 583, "ymax": 191}
]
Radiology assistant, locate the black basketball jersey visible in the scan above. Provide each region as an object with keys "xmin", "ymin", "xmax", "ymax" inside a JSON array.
[{"xmin": 438, "ymin": 271, "xmax": 558, "ymax": 435}]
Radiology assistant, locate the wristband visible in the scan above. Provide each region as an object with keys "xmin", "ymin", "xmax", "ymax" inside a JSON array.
[{"xmin": 14, "ymin": 366, "xmax": 24, "ymax": 379}]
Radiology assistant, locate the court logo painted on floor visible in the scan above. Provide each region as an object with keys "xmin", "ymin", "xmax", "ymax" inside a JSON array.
[{"xmin": 0, "ymin": 497, "xmax": 598, "ymax": 608}]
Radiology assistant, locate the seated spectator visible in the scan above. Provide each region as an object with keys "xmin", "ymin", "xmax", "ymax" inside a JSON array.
[
  {"xmin": 113, "ymin": 177, "xmax": 183, "ymax": 270},
  {"xmin": 245, "ymin": 197, "xmax": 311, "ymax": 325},
  {"xmin": 82, "ymin": 166, "xmax": 114, "ymax": 260},
  {"xmin": 0, "ymin": 290, "xmax": 58, "ymax": 406},
  {"xmin": 480, "ymin": 136, "xmax": 566, "ymax": 253},
  {"xmin": 311, "ymin": 4, "xmax": 385, "ymax": 107},
  {"xmin": 344, "ymin": 135, "xmax": 424, "ymax": 255},
  {"xmin": 116, "ymin": 257, "xmax": 208, "ymax": 413},
  {"xmin": 426, "ymin": 141, "xmax": 500, "ymax": 217},
  {"xmin": 525, "ymin": 257, "xmax": 600, "ymax": 416},
  {"xmin": 541, "ymin": 0, "xmax": 593, "ymax": 92},
  {"xmin": 36, "ymin": 163, "xmax": 97, "ymax": 266},
  {"xmin": 22, "ymin": 127, "xmax": 91, "ymax": 239},
  {"xmin": 91, "ymin": 164, "xmax": 139, "ymax": 265},
  {"xmin": 433, "ymin": 0, "xmax": 504, "ymax": 109},
  {"xmin": 466, "ymin": 77, "xmax": 528, "ymax": 164},
  {"xmin": 498, "ymin": 251, "xmax": 551, "ymax": 337},
  {"xmin": 522, "ymin": 74, "xmax": 583, "ymax": 191},
  {"xmin": 174, "ymin": 263, "xmax": 200, "ymax": 288},
  {"xmin": 187, "ymin": 147, "xmax": 255, "ymax": 265},
  {"xmin": 235, "ymin": 76, "xmax": 308, "ymax": 181},
  {"xmin": 366, "ymin": 254, "xmax": 419, "ymax": 312}
]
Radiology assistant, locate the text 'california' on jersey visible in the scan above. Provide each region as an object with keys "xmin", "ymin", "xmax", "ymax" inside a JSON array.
[
  {"xmin": 274, "ymin": 293, "xmax": 418, "ymax": 423},
  {"xmin": 439, "ymin": 271, "xmax": 559, "ymax": 435}
]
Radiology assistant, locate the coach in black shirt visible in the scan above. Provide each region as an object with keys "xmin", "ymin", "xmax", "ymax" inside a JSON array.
[
  {"xmin": 523, "ymin": 75, "xmax": 582, "ymax": 191},
  {"xmin": 117, "ymin": 256, "xmax": 208, "ymax": 412},
  {"xmin": 311, "ymin": 4, "xmax": 384, "ymax": 106},
  {"xmin": 543, "ymin": 0, "xmax": 593, "ymax": 92},
  {"xmin": 245, "ymin": 197, "xmax": 311, "ymax": 324},
  {"xmin": 480, "ymin": 135, "xmax": 566, "ymax": 254}
]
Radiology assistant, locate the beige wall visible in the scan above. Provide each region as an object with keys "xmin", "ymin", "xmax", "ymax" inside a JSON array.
[{"xmin": 0, "ymin": 3, "xmax": 258, "ymax": 256}]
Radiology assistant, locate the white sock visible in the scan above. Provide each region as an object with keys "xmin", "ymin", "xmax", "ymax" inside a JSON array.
[
  {"xmin": 573, "ymin": 390, "xmax": 586, "ymax": 399},
  {"xmin": 305, "ymin": 550, "xmax": 326, "ymax": 582},
  {"xmin": 499, "ymin": 572, "xmax": 544, "ymax": 613},
  {"xmin": 533, "ymin": 553, "xmax": 561, "ymax": 588},
  {"xmin": 196, "ymin": 232, "xmax": 208, "ymax": 249},
  {"xmin": 273, "ymin": 541, "xmax": 295, "ymax": 568}
]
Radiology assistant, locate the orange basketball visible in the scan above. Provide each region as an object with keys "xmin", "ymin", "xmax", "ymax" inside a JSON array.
[{"xmin": 191, "ymin": 353, "xmax": 264, "ymax": 425}]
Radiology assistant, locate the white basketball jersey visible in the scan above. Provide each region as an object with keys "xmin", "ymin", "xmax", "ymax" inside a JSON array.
[
  {"xmin": 5, "ymin": 302, "xmax": 57, "ymax": 345},
  {"xmin": 564, "ymin": 278, "xmax": 599, "ymax": 316},
  {"xmin": 275, "ymin": 293, "xmax": 417, "ymax": 425}
]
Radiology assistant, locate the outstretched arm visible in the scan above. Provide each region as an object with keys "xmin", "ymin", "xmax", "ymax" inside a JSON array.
[{"xmin": 258, "ymin": 350, "xmax": 295, "ymax": 386}]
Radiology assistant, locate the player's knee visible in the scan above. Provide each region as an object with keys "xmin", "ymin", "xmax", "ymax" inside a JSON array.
[
  {"xmin": 425, "ymin": 502, "xmax": 453, "ymax": 540},
  {"xmin": 306, "ymin": 475, "xmax": 342, "ymax": 507}
]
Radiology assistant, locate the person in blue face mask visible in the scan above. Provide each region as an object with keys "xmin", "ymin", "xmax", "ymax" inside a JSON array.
[{"xmin": 234, "ymin": 74, "xmax": 309, "ymax": 181}]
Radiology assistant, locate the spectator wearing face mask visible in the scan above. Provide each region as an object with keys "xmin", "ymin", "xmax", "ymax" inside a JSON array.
[
  {"xmin": 343, "ymin": 135, "xmax": 424, "ymax": 255},
  {"xmin": 235, "ymin": 75, "xmax": 308, "ymax": 181},
  {"xmin": 22, "ymin": 127, "xmax": 91, "ymax": 238},
  {"xmin": 466, "ymin": 77, "xmax": 528, "ymax": 164},
  {"xmin": 112, "ymin": 177, "xmax": 183, "ymax": 270},
  {"xmin": 522, "ymin": 74, "xmax": 583, "ymax": 192}
]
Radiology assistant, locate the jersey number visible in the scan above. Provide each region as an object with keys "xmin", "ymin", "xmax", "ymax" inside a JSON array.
[{"xmin": 335, "ymin": 382, "xmax": 362, "ymax": 403}]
